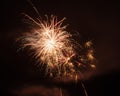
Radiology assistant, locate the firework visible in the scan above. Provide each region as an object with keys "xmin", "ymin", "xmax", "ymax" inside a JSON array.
[{"xmin": 19, "ymin": 14, "xmax": 96, "ymax": 79}]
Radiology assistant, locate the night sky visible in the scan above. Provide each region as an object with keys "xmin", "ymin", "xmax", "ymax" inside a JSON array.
[{"xmin": 0, "ymin": 0, "xmax": 120, "ymax": 96}]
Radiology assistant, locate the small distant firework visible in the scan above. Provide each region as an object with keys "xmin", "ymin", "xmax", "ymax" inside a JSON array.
[{"xmin": 19, "ymin": 14, "xmax": 96, "ymax": 79}]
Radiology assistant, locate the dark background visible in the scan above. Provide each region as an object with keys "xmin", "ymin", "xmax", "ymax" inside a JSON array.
[{"xmin": 0, "ymin": 0, "xmax": 120, "ymax": 96}]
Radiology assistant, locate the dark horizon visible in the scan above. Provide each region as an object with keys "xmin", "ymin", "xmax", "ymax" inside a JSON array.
[{"xmin": 1, "ymin": 0, "xmax": 120, "ymax": 96}]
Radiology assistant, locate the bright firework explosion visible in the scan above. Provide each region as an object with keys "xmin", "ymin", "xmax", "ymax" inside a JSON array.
[{"xmin": 19, "ymin": 14, "xmax": 96, "ymax": 79}]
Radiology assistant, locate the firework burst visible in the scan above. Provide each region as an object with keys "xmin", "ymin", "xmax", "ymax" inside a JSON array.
[{"xmin": 19, "ymin": 14, "xmax": 96, "ymax": 79}]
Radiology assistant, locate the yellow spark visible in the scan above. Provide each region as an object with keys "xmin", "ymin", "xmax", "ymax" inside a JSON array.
[
  {"xmin": 87, "ymin": 53, "xmax": 94, "ymax": 60},
  {"xmin": 68, "ymin": 63, "xmax": 74, "ymax": 67},
  {"xmin": 90, "ymin": 64, "xmax": 96, "ymax": 69},
  {"xmin": 85, "ymin": 41, "xmax": 92, "ymax": 48},
  {"xmin": 75, "ymin": 75, "xmax": 78, "ymax": 83}
]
